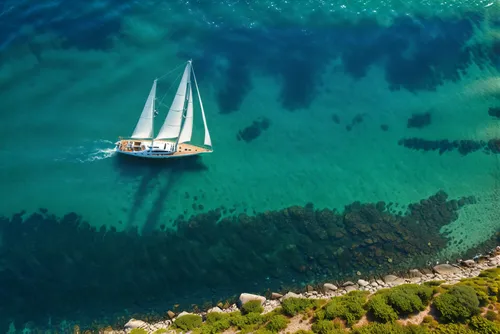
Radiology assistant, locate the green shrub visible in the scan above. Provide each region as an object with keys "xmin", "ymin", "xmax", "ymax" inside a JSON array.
[
  {"xmin": 266, "ymin": 315, "xmax": 289, "ymax": 333},
  {"xmin": 424, "ymin": 281, "xmax": 446, "ymax": 287},
  {"xmin": 294, "ymin": 331, "xmax": 315, "ymax": 334},
  {"xmin": 242, "ymin": 300, "xmax": 264, "ymax": 315},
  {"xmin": 384, "ymin": 284, "xmax": 432, "ymax": 316},
  {"xmin": 434, "ymin": 286, "xmax": 481, "ymax": 323},
  {"xmin": 486, "ymin": 310, "xmax": 498, "ymax": 322},
  {"xmin": 433, "ymin": 324, "xmax": 475, "ymax": 334},
  {"xmin": 311, "ymin": 320, "xmax": 346, "ymax": 334},
  {"xmin": 469, "ymin": 315, "xmax": 500, "ymax": 334},
  {"xmin": 422, "ymin": 316, "xmax": 433, "ymax": 324},
  {"xmin": 152, "ymin": 329, "xmax": 168, "ymax": 334},
  {"xmin": 367, "ymin": 294, "xmax": 398, "ymax": 323},
  {"xmin": 174, "ymin": 314, "xmax": 203, "ymax": 331},
  {"xmin": 323, "ymin": 291, "xmax": 368, "ymax": 327},
  {"xmin": 130, "ymin": 329, "xmax": 148, "ymax": 334},
  {"xmin": 281, "ymin": 298, "xmax": 318, "ymax": 317},
  {"xmin": 351, "ymin": 322, "xmax": 428, "ymax": 334},
  {"xmin": 205, "ymin": 312, "xmax": 228, "ymax": 324},
  {"xmin": 201, "ymin": 313, "xmax": 231, "ymax": 334},
  {"xmin": 228, "ymin": 311, "xmax": 266, "ymax": 330}
]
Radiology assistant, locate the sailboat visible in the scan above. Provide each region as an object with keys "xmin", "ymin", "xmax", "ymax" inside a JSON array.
[{"xmin": 115, "ymin": 60, "xmax": 213, "ymax": 159}]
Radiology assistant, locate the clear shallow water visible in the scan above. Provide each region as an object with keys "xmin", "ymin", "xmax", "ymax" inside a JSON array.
[{"xmin": 0, "ymin": 0, "xmax": 500, "ymax": 331}]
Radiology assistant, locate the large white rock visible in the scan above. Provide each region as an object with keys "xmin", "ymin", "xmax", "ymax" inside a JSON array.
[
  {"xmin": 323, "ymin": 283, "xmax": 338, "ymax": 292},
  {"xmin": 357, "ymin": 279, "xmax": 369, "ymax": 287},
  {"xmin": 239, "ymin": 293, "xmax": 266, "ymax": 305},
  {"xmin": 124, "ymin": 319, "xmax": 148, "ymax": 329},
  {"xmin": 383, "ymin": 275, "xmax": 405, "ymax": 285},
  {"xmin": 433, "ymin": 264, "xmax": 461, "ymax": 275},
  {"xmin": 281, "ymin": 291, "xmax": 303, "ymax": 300},
  {"xmin": 207, "ymin": 307, "xmax": 223, "ymax": 313}
]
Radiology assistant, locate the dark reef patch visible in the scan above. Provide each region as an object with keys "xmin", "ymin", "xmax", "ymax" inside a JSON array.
[
  {"xmin": 407, "ymin": 111, "xmax": 432, "ymax": 129},
  {"xmin": 173, "ymin": 13, "xmax": 493, "ymax": 113},
  {"xmin": 332, "ymin": 114, "xmax": 341, "ymax": 124},
  {"xmin": 345, "ymin": 113, "xmax": 366, "ymax": 131},
  {"xmin": 0, "ymin": 191, "xmax": 476, "ymax": 331},
  {"xmin": 398, "ymin": 137, "xmax": 500, "ymax": 156},
  {"xmin": 380, "ymin": 124, "xmax": 389, "ymax": 132},
  {"xmin": 237, "ymin": 117, "xmax": 270, "ymax": 142},
  {"xmin": 0, "ymin": 2, "xmax": 124, "ymax": 51},
  {"xmin": 488, "ymin": 107, "xmax": 500, "ymax": 119}
]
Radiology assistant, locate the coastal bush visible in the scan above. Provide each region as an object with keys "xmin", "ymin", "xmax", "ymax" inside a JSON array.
[
  {"xmin": 174, "ymin": 314, "xmax": 203, "ymax": 331},
  {"xmin": 486, "ymin": 310, "xmax": 498, "ymax": 321},
  {"xmin": 282, "ymin": 297, "xmax": 318, "ymax": 316},
  {"xmin": 433, "ymin": 324, "xmax": 475, "ymax": 334},
  {"xmin": 201, "ymin": 312, "xmax": 231, "ymax": 334},
  {"xmin": 311, "ymin": 320, "xmax": 345, "ymax": 334},
  {"xmin": 367, "ymin": 294, "xmax": 398, "ymax": 323},
  {"xmin": 434, "ymin": 286, "xmax": 480, "ymax": 323},
  {"xmin": 130, "ymin": 329, "xmax": 148, "ymax": 334},
  {"xmin": 227, "ymin": 311, "xmax": 266, "ymax": 331},
  {"xmin": 351, "ymin": 322, "xmax": 428, "ymax": 334},
  {"xmin": 152, "ymin": 330, "xmax": 168, "ymax": 334},
  {"xmin": 424, "ymin": 281, "xmax": 446, "ymax": 287},
  {"xmin": 323, "ymin": 290, "xmax": 368, "ymax": 326},
  {"xmin": 294, "ymin": 330, "xmax": 315, "ymax": 334},
  {"xmin": 265, "ymin": 315, "xmax": 289, "ymax": 333},
  {"xmin": 242, "ymin": 300, "xmax": 264, "ymax": 315},
  {"xmin": 469, "ymin": 315, "xmax": 500, "ymax": 334},
  {"xmin": 456, "ymin": 268, "xmax": 500, "ymax": 306},
  {"xmin": 386, "ymin": 284, "xmax": 433, "ymax": 315}
]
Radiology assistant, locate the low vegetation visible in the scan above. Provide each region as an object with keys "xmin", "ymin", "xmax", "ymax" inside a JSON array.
[{"xmin": 151, "ymin": 268, "xmax": 500, "ymax": 334}]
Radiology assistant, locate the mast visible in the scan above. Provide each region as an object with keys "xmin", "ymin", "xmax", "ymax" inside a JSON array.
[{"xmin": 151, "ymin": 79, "xmax": 157, "ymax": 149}]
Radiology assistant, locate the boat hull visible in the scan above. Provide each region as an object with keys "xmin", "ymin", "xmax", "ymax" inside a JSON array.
[{"xmin": 115, "ymin": 139, "xmax": 212, "ymax": 159}]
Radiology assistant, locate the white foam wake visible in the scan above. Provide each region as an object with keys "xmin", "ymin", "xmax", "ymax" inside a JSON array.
[{"xmin": 55, "ymin": 139, "xmax": 117, "ymax": 163}]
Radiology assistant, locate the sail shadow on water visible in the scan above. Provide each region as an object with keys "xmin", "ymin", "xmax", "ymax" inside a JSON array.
[{"xmin": 113, "ymin": 154, "xmax": 208, "ymax": 231}]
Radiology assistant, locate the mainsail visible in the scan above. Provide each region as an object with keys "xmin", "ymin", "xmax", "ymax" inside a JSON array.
[
  {"xmin": 155, "ymin": 62, "xmax": 191, "ymax": 140},
  {"xmin": 131, "ymin": 79, "xmax": 157, "ymax": 139},
  {"xmin": 178, "ymin": 84, "xmax": 193, "ymax": 143}
]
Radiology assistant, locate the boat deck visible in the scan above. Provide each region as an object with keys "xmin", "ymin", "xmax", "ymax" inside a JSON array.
[{"xmin": 117, "ymin": 139, "xmax": 211, "ymax": 157}]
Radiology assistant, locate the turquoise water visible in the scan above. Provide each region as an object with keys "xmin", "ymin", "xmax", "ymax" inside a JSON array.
[{"xmin": 1, "ymin": 0, "xmax": 500, "ymax": 331}]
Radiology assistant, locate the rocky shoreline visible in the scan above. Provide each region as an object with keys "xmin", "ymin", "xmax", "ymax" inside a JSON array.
[{"xmin": 109, "ymin": 247, "xmax": 500, "ymax": 334}]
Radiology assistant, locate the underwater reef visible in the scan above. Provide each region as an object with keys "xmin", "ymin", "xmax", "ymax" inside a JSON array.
[
  {"xmin": 0, "ymin": 191, "xmax": 480, "ymax": 331},
  {"xmin": 237, "ymin": 117, "xmax": 270, "ymax": 142},
  {"xmin": 398, "ymin": 138, "xmax": 500, "ymax": 156},
  {"xmin": 407, "ymin": 112, "xmax": 432, "ymax": 129}
]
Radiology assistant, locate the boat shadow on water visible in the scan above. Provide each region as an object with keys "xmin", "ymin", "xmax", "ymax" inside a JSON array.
[{"xmin": 113, "ymin": 153, "xmax": 209, "ymax": 234}]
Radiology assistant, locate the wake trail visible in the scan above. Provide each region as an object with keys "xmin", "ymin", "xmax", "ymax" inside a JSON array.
[{"xmin": 55, "ymin": 139, "xmax": 116, "ymax": 163}]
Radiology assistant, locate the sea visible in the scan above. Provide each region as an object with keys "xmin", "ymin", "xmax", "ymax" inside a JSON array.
[{"xmin": 0, "ymin": 0, "xmax": 499, "ymax": 332}]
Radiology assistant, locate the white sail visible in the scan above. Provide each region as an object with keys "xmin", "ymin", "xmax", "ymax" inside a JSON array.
[
  {"xmin": 178, "ymin": 84, "xmax": 194, "ymax": 143},
  {"xmin": 131, "ymin": 79, "xmax": 157, "ymax": 139},
  {"xmin": 155, "ymin": 62, "xmax": 191, "ymax": 140},
  {"xmin": 192, "ymin": 65, "xmax": 212, "ymax": 147}
]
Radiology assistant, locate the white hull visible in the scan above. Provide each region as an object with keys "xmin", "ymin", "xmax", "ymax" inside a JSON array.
[
  {"xmin": 115, "ymin": 148, "xmax": 211, "ymax": 159},
  {"xmin": 115, "ymin": 139, "xmax": 212, "ymax": 159}
]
